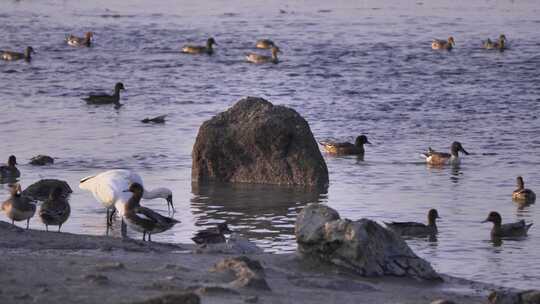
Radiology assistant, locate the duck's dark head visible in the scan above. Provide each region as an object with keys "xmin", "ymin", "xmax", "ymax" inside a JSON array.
[
  {"xmin": 217, "ymin": 222, "xmax": 232, "ymax": 234},
  {"xmin": 516, "ymin": 176, "xmax": 525, "ymax": 189},
  {"xmin": 25, "ymin": 46, "xmax": 35, "ymax": 59},
  {"xmin": 114, "ymin": 82, "xmax": 125, "ymax": 93},
  {"xmin": 8, "ymin": 155, "xmax": 17, "ymax": 167},
  {"xmin": 271, "ymin": 46, "xmax": 281, "ymax": 54},
  {"xmin": 354, "ymin": 135, "xmax": 371, "ymax": 147},
  {"xmin": 126, "ymin": 182, "xmax": 144, "ymax": 196},
  {"xmin": 499, "ymin": 34, "xmax": 506, "ymax": 42},
  {"xmin": 85, "ymin": 32, "xmax": 94, "ymax": 40},
  {"xmin": 207, "ymin": 37, "xmax": 217, "ymax": 47},
  {"xmin": 49, "ymin": 187, "xmax": 64, "ymax": 200},
  {"xmin": 448, "ymin": 36, "xmax": 455, "ymax": 46},
  {"xmin": 482, "ymin": 211, "xmax": 502, "ymax": 225},
  {"xmin": 451, "ymin": 141, "xmax": 469, "ymax": 156},
  {"xmin": 428, "ymin": 209, "xmax": 440, "ymax": 224}
]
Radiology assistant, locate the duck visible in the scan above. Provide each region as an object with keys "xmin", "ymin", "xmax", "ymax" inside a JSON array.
[
  {"xmin": 422, "ymin": 141, "xmax": 469, "ymax": 166},
  {"xmin": 82, "ymin": 82, "xmax": 125, "ymax": 108},
  {"xmin": 483, "ymin": 34, "xmax": 506, "ymax": 50},
  {"xmin": 1, "ymin": 184, "xmax": 36, "ymax": 229},
  {"xmin": 0, "ymin": 155, "xmax": 20, "ymax": 179},
  {"xmin": 181, "ymin": 37, "xmax": 216, "ymax": 55},
  {"xmin": 192, "ymin": 222, "xmax": 232, "ymax": 245},
  {"xmin": 66, "ymin": 32, "xmax": 94, "ymax": 47},
  {"xmin": 482, "ymin": 211, "xmax": 532, "ymax": 238},
  {"xmin": 385, "ymin": 209, "xmax": 440, "ymax": 237},
  {"xmin": 1, "ymin": 46, "xmax": 35, "ymax": 61},
  {"xmin": 122, "ymin": 183, "xmax": 179, "ymax": 241},
  {"xmin": 255, "ymin": 39, "xmax": 275, "ymax": 49},
  {"xmin": 79, "ymin": 169, "xmax": 174, "ymax": 228},
  {"xmin": 431, "ymin": 37, "xmax": 455, "ymax": 50},
  {"xmin": 21, "ymin": 179, "xmax": 72, "ymax": 201},
  {"xmin": 319, "ymin": 135, "xmax": 371, "ymax": 155},
  {"xmin": 246, "ymin": 46, "xmax": 281, "ymax": 64},
  {"xmin": 141, "ymin": 114, "xmax": 167, "ymax": 124},
  {"xmin": 512, "ymin": 176, "xmax": 536, "ymax": 204},
  {"xmin": 39, "ymin": 187, "xmax": 71, "ymax": 232}
]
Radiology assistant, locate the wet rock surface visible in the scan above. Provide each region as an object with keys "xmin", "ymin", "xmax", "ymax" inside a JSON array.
[
  {"xmin": 211, "ymin": 256, "xmax": 271, "ymax": 290},
  {"xmin": 130, "ymin": 293, "xmax": 200, "ymax": 304},
  {"xmin": 489, "ymin": 289, "xmax": 540, "ymax": 304},
  {"xmin": 295, "ymin": 204, "xmax": 440, "ymax": 280},
  {"xmin": 29, "ymin": 155, "xmax": 54, "ymax": 166},
  {"xmin": 192, "ymin": 97, "xmax": 328, "ymax": 187}
]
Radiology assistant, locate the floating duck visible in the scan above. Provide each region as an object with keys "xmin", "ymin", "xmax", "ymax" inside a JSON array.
[
  {"xmin": 21, "ymin": 179, "xmax": 72, "ymax": 201},
  {"xmin": 512, "ymin": 176, "xmax": 536, "ymax": 204},
  {"xmin": 66, "ymin": 32, "xmax": 94, "ymax": 47},
  {"xmin": 1, "ymin": 46, "xmax": 35, "ymax": 61},
  {"xmin": 192, "ymin": 222, "xmax": 232, "ymax": 245},
  {"xmin": 141, "ymin": 115, "xmax": 167, "ymax": 124},
  {"xmin": 181, "ymin": 37, "xmax": 216, "ymax": 55},
  {"xmin": 1, "ymin": 184, "xmax": 36, "ymax": 229},
  {"xmin": 123, "ymin": 183, "xmax": 179, "ymax": 241},
  {"xmin": 255, "ymin": 39, "xmax": 275, "ymax": 49},
  {"xmin": 0, "ymin": 155, "xmax": 20, "ymax": 179},
  {"xmin": 246, "ymin": 46, "xmax": 281, "ymax": 64},
  {"xmin": 483, "ymin": 34, "xmax": 506, "ymax": 50},
  {"xmin": 39, "ymin": 187, "xmax": 71, "ymax": 232},
  {"xmin": 482, "ymin": 211, "xmax": 533, "ymax": 238},
  {"xmin": 319, "ymin": 135, "xmax": 371, "ymax": 155},
  {"xmin": 385, "ymin": 209, "xmax": 440, "ymax": 237},
  {"xmin": 79, "ymin": 169, "xmax": 174, "ymax": 228},
  {"xmin": 431, "ymin": 37, "xmax": 455, "ymax": 50},
  {"xmin": 29, "ymin": 155, "xmax": 54, "ymax": 166},
  {"xmin": 422, "ymin": 141, "xmax": 469, "ymax": 166},
  {"xmin": 82, "ymin": 82, "xmax": 125, "ymax": 108}
]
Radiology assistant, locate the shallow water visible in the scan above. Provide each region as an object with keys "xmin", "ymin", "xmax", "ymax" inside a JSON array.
[{"xmin": 1, "ymin": 0, "xmax": 540, "ymax": 290}]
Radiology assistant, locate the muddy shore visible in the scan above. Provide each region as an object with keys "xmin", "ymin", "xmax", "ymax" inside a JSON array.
[{"xmin": 0, "ymin": 220, "xmax": 511, "ymax": 304}]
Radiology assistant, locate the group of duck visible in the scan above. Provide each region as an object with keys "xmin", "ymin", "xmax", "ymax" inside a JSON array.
[
  {"xmin": 431, "ymin": 34, "xmax": 507, "ymax": 50},
  {"xmin": 319, "ymin": 136, "xmax": 535, "ymax": 239},
  {"xmin": 0, "ymin": 156, "xmax": 230, "ymax": 244}
]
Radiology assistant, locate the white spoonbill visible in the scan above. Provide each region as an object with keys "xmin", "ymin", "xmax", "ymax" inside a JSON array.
[{"xmin": 79, "ymin": 169, "xmax": 174, "ymax": 227}]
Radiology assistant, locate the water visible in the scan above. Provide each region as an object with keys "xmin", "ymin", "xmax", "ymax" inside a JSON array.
[{"xmin": 1, "ymin": 0, "xmax": 540, "ymax": 290}]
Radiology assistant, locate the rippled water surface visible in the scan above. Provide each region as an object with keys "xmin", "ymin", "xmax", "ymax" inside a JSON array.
[{"xmin": 1, "ymin": 0, "xmax": 540, "ymax": 290}]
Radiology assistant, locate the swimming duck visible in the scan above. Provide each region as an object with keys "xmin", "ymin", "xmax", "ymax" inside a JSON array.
[
  {"xmin": 1, "ymin": 184, "xmax": 36, "ymax": 229},
  {"xmin": 66, "ymin": 32, "xmax": 94, "ymax": 47},
  {"xmin": 512, "ymin": 176, "xmax": 536, "ymax": 204},
  {"xmin": 1, "ymin": 46, "xmax": 35, "ymax": 61},
  {"xmin": 82, "ymin": 82, "xmax": 125, "ymax": 107},
  {"xmin": 123, "ymin": 183, "xmax": 179, "ymax": 241},
  {"xmin": 385, "ymin": 209, "xmax": 440, "ymax": 237},
  {"xmin": 192, "ymin": 222, "xmax": 232, "ymax": 245},
  {"xmin": 39, "ymin": 187, "xmax": 71, "ymax": 232},
  {"xmin": 0, "ymin": 155, "xmax": 20, "ymax": 179},
  {"xmin": 483, "ymin": 34, "xmax": 506, "ymax": 50},
  {"xmin": 319, "ymin": 135, "xmax": 371, "ymax": 155},
  {"xmin": 422, "ymin": 141, "xmax": 469, "ymax": 166},
  {"xmin": 482, "ymin": 211, "xmax": 532, "ymax": 238},
  {"xmin": 246, "ymin": 46, "xmax": 281, "ymax": 64},
  {"xmin": 181, "ymin": 37, "xmax": 216, "ymax": 55},
  {"xmin": 431, "ymin": 37, "xmax": 455, "ymax": 50},
  {"xmin": 141, "ymin": 114, "xmax": 167, "ymax": 124},
  {"xmin": 255, "ymin": 39, "xmax": 275, "ymax": 49}
]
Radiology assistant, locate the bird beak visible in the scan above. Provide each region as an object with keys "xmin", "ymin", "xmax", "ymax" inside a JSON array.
[
  {"xmin": 461, "ymin": 147, "xmax": 469, "ymax": 155},
  {"xmin": 123, "ymin": 189, "xmax": 130, "ymax": 193},
  {"xmin": 366, "ymin": 140, "xmax": 372, "ymax": 145},
  {"xmin": 167, "ymin": 195, "xmax": 174, "ymax": 211},
  {"xmin": 481, "ymin": 219, "xmax": 489, "ymax": 223}
]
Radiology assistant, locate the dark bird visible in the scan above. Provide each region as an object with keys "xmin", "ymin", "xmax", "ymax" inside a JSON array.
[
  {"xmin": 21, "ymin": 179, "xmax": 72, "ymax": 202},
  {"xmin": 1, "ymin": 184, "xmax": 36, "ymax": 229},
  {"xmin": 319, "ymin": 135, "xmax": 371, "ymax": 155},
  {"xmin": 123, "ymin": 183, "xmax": 179, "ymax": 241},
  {"xmin": 482, "ymin": 211, "xmax": 533, "ymax": 238},
  {"xmin": 422, "ymin": 141, "xmax": 469, "ymax": 166},
  {"xmin": 385, "ymin": 209, "xmax": 440, "ymax": 237},
  {"xmin": 83, "ymin": 82, "xmax": 125, "ymax": 108},
  {"xmin": 66, "ymin": 32, "xmax": 94, "ymax": 47},
  {"xmin": 483, "ymin": 34, "xmax": 506, "ymax": 51},
  {"xmin": 512, "ymin": 176, "xmax": 536, "ymax": 204},
  {"xmin": 39, "ymin": 187, "xmax": 71, "ymax": 232},
  {"xmin": 246, "ymin": 46, "xmax": 281, "ymax": 64},
  {"xmin": 0, "ymin": 155, "xmax": 20, "ymax": 179},
  {"xmin": 255, "ymin": 39, "xmax": 275, "ymax": 49},
  {"xmin": 192, "ymin": 222, "xmax": 232, "ymax": 245},
  {"xmin": 1, "ymin": 46, "xmax": 35, "ymax": 61},
  {"xmin": 141, "ymin": 115, "xmax": 167, "ymax": 124}
]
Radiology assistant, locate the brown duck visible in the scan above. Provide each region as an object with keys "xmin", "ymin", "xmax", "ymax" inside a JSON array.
[{"xmin": 319, "ymin": 135, "xmax": 371, "ymax": 155}]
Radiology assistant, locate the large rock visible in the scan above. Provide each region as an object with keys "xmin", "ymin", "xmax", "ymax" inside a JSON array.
[
  {"xmin": 192, "ymin": 97, "xmax": 328, "ymax": 187},
  {"xmin": 295, "ymin": 204, "xmax": 440, "ymax": 280},
  {"xmin": 489, "ymin": 290, "xmax": 540, "ymax": 304}
]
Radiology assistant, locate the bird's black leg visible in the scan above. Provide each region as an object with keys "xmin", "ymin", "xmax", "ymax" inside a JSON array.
[
  {"xmin": 109, "ymin": 208, "xmax": 116, "ymax": 224},
  {"xmin": 26, "ymin": 218, "xmax": 30, "ymax": 229},
  {"xmin": 121, "ymin": 217, "xmax": 127, "ymax": 238},
  {"xmin": 148, "ymin": 233, "xmax": 152, "ymax": 242},
  {"xmin": 142, "ymin": 232, "xmax": 146, "ymax": 241},
  {"xmin": 58, "ymin": 224, "xmax": 62, "ymax": 233}
]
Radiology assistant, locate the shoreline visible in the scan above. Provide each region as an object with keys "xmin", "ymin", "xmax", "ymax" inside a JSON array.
[{"xmin": 0, "ymin": 220, "xmax": 518, "ymax": 304}]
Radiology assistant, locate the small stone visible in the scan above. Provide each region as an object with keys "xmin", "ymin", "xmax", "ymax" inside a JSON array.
[
  {"xmin": 245, "ymin": 296, "xmax": 259, "ymax": 303},
  {"xmin": 195, "ymin": 286, "xmax": 240, "ymax": 295},
  {"xmin": 431, "ymin": 300, "xmax": 456, "ymax": 304},
  {"xmin": 39, "ymin": 287, "xmax": 50, "ymax": 293},
  {"xmin": 95, "ymin": 262, "xmax": 124, "ymax": 271},
  {"xmin": 129, "ymin": 292, "xmax": 200, "ymax": 304},
  {"xmin": 14, "ymin": 294, "xmax": 32, "ymax": 300},
  {"xmin": 84, "ymin": 274, "xmax": 109, "ymax": 285}
]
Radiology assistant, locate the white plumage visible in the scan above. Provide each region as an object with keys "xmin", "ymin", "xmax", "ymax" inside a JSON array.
[{"xmin": 79, "ymin": 169, "xmax": 174, "ymax": 227}]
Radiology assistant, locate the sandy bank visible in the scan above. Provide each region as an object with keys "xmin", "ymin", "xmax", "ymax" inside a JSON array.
[{"xmin": 0, "ymin": 221, "xmax": 506, "ymax": 304}]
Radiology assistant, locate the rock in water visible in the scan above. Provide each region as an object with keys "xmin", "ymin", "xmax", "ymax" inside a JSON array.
[
  {"xmin": 192, "ymin": 97, "xmax": 328, "ymax": 187},
  {"xmin": 295, "ymin": 204, "xmax": 440, "ymax": 280},
  {"xmin": 29, "ymin": 155, "xmax": 54, "ymax": 166}
]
